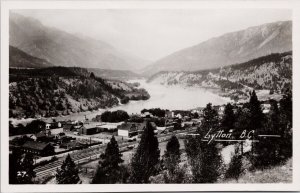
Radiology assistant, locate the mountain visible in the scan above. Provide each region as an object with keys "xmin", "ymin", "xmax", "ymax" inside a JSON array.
[
  {"xmin": 88, "ymin": 68, "xmax": 142, "ymax": 81},
  {"xmin": 9, "ymin": 46, "xmax": 54, "ymax": 68},
  {"xmin": 148, "ymin": 52, "xmax": 292, "ymax": 101},
  {"xmin": 9, "ymin": 13, "xmax": 149, "ymax": 71},
  {"xmin": 144, "ymin": 21, "xmax": 292, "ymax": 76},
  {"xmin": 9, "ymin": 67, "xmax": 150, "ymax": 118}
]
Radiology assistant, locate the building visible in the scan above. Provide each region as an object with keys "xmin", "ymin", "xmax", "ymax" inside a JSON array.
[
  {"xmin": 47, "ymin": 127, "xmax": 64, "ymax": 135},
  {"xmin": 63, "ymin": 124, "xmax": 75, "ymax": 132},
  {"xmin": 261, "ymin": 102, "xmax": 271, "ymax": 114},
  {"xmin": 59, "ymin": 141, "xmax": 86, "ymax": 150},
  {"xmin": 35, "ymin": 130, "xmax": 54, "ymax": 142},
  {"xmin": 78, "ymin": 125, "xmax": 98, "ymax": 135},
  {"xmin": 98, "ymin": 123, "xmax": 120, "ymax": 132},
  {"xmin": 22, "ymin": 141, "xmax": 54, "ymax": 156},
  {"xmin": 165, "ymin": 110, "xmax": 174, "ymax": 118},
  {"xmin": 117, "ymin": 122, "xmax": 140, "ymax": 138}
]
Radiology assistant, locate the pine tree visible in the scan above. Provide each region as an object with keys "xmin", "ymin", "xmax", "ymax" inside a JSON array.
[
  {"xmin": 234, "ymin": 107, "xmax": 252, "ymax": 154},
  {"xmin": 278, "ymin": 91, "xmax": 293, "ymax": 161},
  {"xmin": 221, "ymin": 103, "xmax": 235, "ymax": 133},
  {"xmin": 14, "ymin": 153, "xmax": 36, "ymax": 184},
  {"xmin": 185, "ymin": 103, "xmax": 223, "ymax": 183},
  {"xmin": 9, "ymin": 149, "xmax": 22, "ymax": 184},
  {"xmin": 198, "ymin": 103, "xmax": 219, "ymax": 135},
  {"xmin": 163, "ymin": 135, "xmax": 181, "ymax": 182},
  {"xmin": 225, "ymin": 148, "xmax": 243, "ymax": 182},
  {"xmin": 248, "ymin": 90, "xmax": 264, "ymax": 131},
  {"xmin": 129, "ymin": 121, "xmax": 160, "ymax": 183},
  {"xmin": 56, "ymin": 154, "xmax": 80, "ymax": 184},
  {"xmin": 92, "ymin": 136, "xmax": 124, "ymax": 184}
]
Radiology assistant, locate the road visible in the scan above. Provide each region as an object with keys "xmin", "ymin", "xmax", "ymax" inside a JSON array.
[{"xmin": 34, "ymin": 128, "xmax": 196, "ymax": 180}]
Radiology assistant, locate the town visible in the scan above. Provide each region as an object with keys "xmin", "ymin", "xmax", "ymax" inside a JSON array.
[{"xmin": 9, "ymin": 93, "xmax": 279, "ymax": 184}]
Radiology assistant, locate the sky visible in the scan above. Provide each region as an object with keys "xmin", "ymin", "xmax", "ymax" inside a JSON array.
[{"xmin": 14, "ymin": 9, "xmax": 291, "ymax": 61}]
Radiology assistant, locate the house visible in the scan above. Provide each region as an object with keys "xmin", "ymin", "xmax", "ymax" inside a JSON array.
[
  {"xmin": 60, "ymin": 141, "xmax": 86, "ymax": 150},
  {"xmin": 63, "ymin": 124, "xmax": 75, "ymax": 132},
  {"xmin": 218, "ymin": 105, "xmax": 226, "ymax": 115},
  {"xmin": 175, "ymin": 113, "xmax": 182, "ymax": 119},
  {"xmin": 21, "ymin": 141, "xmax": 54, "ymax": 156},
  {"xmin": 117, "ymin": 122, "xmax": 140, "ymax": 138},
  {"xmin": 261, "ymin": 102, "xmax": 271, "ymax": 114},
  {"xmin": 47, "ymin": 127, "xmax": 64, "ymax": 135},
  {"xmin": 78, "ymin": 125, "xmax": 98, "ymax": 135},
  {"xmin": 45, "ymin": 120, "xmax": 62, "ymax": 130},
  {"xmin": 35, "ymin": 130, "xmax": 54, "ymax": 142},
  {"xmin": 54, "ymin": 132, "xmax": 67, "ymax": 140},
  {"xmin": 165, "ymin": 110, "xmax": 174, "ymax": 118},
  {"xmin": 98, "ymin": 123, "xmax": 119, "ymax": 132}
]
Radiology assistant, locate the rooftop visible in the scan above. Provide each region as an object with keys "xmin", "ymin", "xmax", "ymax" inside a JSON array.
[{"xmin": 22, "ymin": 141, "xmax": 51, "ymax": 150}]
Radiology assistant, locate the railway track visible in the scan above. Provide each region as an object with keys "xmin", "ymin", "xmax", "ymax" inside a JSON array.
[{"xmin": 34, "ymin": 129, "xmax": 196, "ymax": 179}]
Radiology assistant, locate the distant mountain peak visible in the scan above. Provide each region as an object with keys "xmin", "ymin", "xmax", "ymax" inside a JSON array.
[
  {"xmin": 9, "ymin": 12, "xmax": 149, "ymax": 71},
  {"xmin": 143, "ymin": 20, "xmax": 292, "ymax": 76}
]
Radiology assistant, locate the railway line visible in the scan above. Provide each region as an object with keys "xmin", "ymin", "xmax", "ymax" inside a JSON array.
[{"xmin": 34, "ymin": 128, "xmax": 196, "ymax": 179}]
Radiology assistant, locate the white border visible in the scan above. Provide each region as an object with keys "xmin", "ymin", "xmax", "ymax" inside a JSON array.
[{"xmin": 1, "ymin": 0, "xmax": 300, "ymax": 192}]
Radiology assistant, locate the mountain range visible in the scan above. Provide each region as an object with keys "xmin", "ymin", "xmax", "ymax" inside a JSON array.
[
  {"xmin": 148, "ymin": 51, "xmax": 292, "ymax": 101},
  {"xmin": 9, "ymin": 13, "xmax": 292, "ymax": 80},
  {"xmin": 9, "ymin": 13, "xmax": 149, "ymax": 71},
  {"xmin": 143, "ymin": 20, "xmax": 292, "ymax": 76}
]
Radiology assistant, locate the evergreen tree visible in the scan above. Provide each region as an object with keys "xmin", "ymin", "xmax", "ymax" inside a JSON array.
[
  {"xmin": 56, "ymin": 154, "xmax": 80, "ymax": 184},
  {"xmin": 221, "ymin": 103, "xmax": 235, "ymax": 133},
  {"xmin": 225, "ymin": 148, "xmax": 243, "ymax": 182},
  {"xmin": 13, "ymin": 153, "xmax": 36, "ymax": 184},
  {"xmin": 248, "ymin": 90, "xmax": 264, "ymax": 131},
  {"xmin": 9, "ymin": 149, "xmax": 22, "ymax": 184},
  {"xmin": 278, "ymin": 91, "xmax": 293, "ymax": 160},
  {"xmin": 92, "ymin": 136, "xmax": 124, "ymax": 183},
  {"xmin": 185, "ymin": 103, "xmax": 223, "ymax": 183},
  {"xmin": 129, "ymin": 121, "xmax": 160, "ymax": 183},
  {"xmin": 163, "ymin": 135, "xmax": 181, "ymax": 182},
  {"xmin": 198, "ymin": 103, "xmax": 219, "ymax": 135},
  {"xmin": 234, "ymin": 107, "xmax": 252, "ymax": 154},
  {"xmin": 90, "ymin": 72, "xmax": 96, "ymax": 79}
]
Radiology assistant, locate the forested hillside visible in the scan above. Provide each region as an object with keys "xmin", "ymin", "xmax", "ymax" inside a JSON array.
[
  {"xmin": 9, "ymin": 67, "xmax": 150, "ymax": 118},
  {"xmin": 148, "ymin": 52, "xmax": 292, "ymax": 101}
]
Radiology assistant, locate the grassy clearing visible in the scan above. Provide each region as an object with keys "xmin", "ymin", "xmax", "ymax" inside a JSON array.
[{"xmin": 224, "ymin": 158, "xmax": 292, "ymax": 183}]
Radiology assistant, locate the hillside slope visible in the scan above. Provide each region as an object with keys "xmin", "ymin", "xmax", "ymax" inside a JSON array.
[
  {"xmin": 9, "ymin": 13, "xmax": 149, "ymax": 71},
  {"xmin": 9, "ymin": 46, "xmax": 54, "ymax": 68},
  {"xmin": 148, "ymin": 52, "xmax": 292, "ymax": 101},
  {"xmin": 9, "ymin": 67, "xmax": 150, "ymax": 118},
  {"xmin": 144, "ymin": 21, "xmax": 292, "ymax": 75}
]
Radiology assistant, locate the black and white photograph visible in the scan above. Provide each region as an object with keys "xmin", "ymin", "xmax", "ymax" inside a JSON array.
[{"xmin": 1, "ymin": 0, "xmax": 300, "ymax": 192}]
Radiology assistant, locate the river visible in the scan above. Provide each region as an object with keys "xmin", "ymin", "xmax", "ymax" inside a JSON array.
[{"xmin": 10, "ymin": 79, "xmax": 231, "ymax": 125}]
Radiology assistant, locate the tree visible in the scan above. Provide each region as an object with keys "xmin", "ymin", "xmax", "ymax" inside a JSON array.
[
  {"xmin": 56, "ymin": 154, "xmax": 80, "ymax": 184},
  {"xmin": 129, "ymin": 121, "xmax": 160, "ymax": 183},
  {"xmin": 278, "ymin": 91, "xmax": 293, "ymax": 160},
  {"xmin": 25, "ymin": 120, "xmax": 45, "ymax": 134},
  {"xmin": 234, "ymin": 107, "xmax": 252, "ymax": 154},
  {"xmin": 185, "ymin": 135, "xmax": 223, "ymax": 183},
  {"xmin": 225, "ymin": 148, "xmax": 243, "ymax": 182},
  {"xmin": 10, "ymin": 153, "xmax": 36, "ymax": 184},
  {"xmin": 198, "ymin": 103, "xmax": 219, "ymax": 135},
  {"xmin": 163, "ymin": 135, "xmax": 181, "ymax": 183},
  {"xmin": 92, "ymin": 136, "xmax": 124, "ymax": 184},
  {"xmin": 248, "ymin": 90, "xmax": 264, "ymax": 131},
  {"xmin": 221, "ymin": 103, "xmax": 235, "ymax": 133},
  {"xmin": 9, "ymin": 149, "xmax": 22, "ymax": 184},
  {"xmin": 185, "ymin": 103, "xmax": 223, "ymax": 183},
  {"xmin": 90, "ymin": 72, "xmax": 96, "ymax": 79}
]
